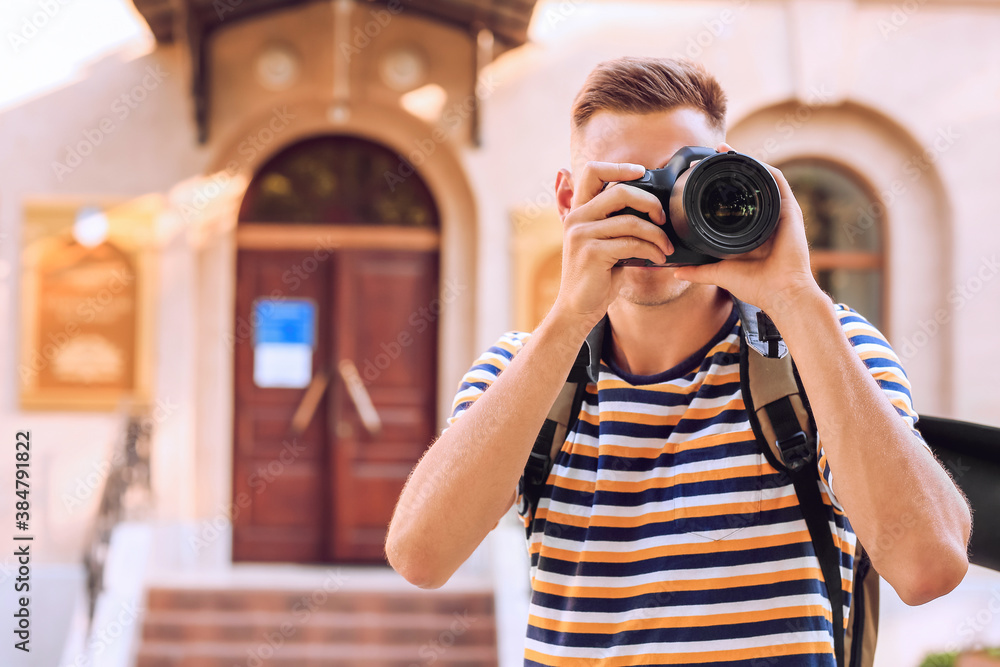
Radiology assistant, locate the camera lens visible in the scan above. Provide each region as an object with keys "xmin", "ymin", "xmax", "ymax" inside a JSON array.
[
  {"xmin": 669, "ymin": 151, "xmax": 780, "ymax": 258},
  {"xmin": 699, "ymin": 175, "xmax": 761, "ymax": 231}
]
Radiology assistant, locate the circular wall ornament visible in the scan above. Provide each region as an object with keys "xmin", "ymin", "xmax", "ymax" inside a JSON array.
[
  {"xmin": 255, "ymin": 43, "xmax": 300, "ymax": 91},
  {"xmin": 379, "ymin": 46, "xmax": 427, "ymax": 92}
]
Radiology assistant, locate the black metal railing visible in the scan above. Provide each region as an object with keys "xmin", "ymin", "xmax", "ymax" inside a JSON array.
[{"xmin": 82, "ymin": 409, "xmax": 153, "ymax": 629}]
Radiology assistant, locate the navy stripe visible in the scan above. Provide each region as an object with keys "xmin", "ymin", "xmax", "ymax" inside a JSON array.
[
  {"xmin": 876, "ymin": 378, "xmax": 910, "ymax": 394},
  {"xmin": 530, "ymin": 577, "xmax": 830, "ymax": 614},
  {"xmin": 845, "ymin": 333, "xmax": 891, "ymax": 347},
  {"xmin": 558, "ymin": 438, "xmax": 762, "ymax": 473},
  {"xmin": 535, "ymin": 539, "xmax": 833, "ymax": 577},
  {"xmin": 597, "ymin": 379, "xmax": 743, "ymax": 405}
]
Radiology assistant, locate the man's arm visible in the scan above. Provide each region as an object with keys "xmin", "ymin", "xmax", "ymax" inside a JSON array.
[
  {"xmin": 385, "ymin": 310, "xmax": 588, "ymax": 589},
  {"xmin": 386, "ymin": 161, "xmax": 674, "ymax": 588},
  {"xmin": 769, "ymin": 287, "xmax": 970, "ymax": 605},
  {"xmin": 676, "ymin": 143, "xmax": 971, "ymax": 606}
]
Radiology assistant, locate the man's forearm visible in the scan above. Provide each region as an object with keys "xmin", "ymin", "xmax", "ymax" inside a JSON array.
[
  {"xmin": 769, "ymin": 288, "xmax": 971, "ymax": 605},
  {"xmin": 386, "ymin": 308, "xmax": 595, "ymax": 588}
]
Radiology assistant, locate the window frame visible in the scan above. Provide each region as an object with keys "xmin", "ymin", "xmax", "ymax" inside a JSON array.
[{"xmin": 779, "ymin": 156, "xmax": 890, "ymax": 336}]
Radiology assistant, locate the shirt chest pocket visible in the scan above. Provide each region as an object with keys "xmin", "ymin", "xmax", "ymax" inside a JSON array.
[{"xmin": 669, "ymin": 442, "xmax": 766, "ymax": 541}]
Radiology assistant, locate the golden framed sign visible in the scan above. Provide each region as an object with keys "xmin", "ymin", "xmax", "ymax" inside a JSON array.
[{"xmin": 19, "ymin": 197, "xmax": 157, "ymax": 410}]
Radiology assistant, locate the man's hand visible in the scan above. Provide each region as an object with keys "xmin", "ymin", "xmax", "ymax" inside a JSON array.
[
  {"xmin": 673, "ymin": 142, "xmax": 818, "ymax": 318},
  {"xmin": 553, "ymin": 161, "xmax": 674, "ymax": 329}
]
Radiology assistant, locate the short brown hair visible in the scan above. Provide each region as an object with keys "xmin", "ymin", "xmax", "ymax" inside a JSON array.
[{"xmin": 571, "ymin": 57, "xmax": 727, "ymax": 133}]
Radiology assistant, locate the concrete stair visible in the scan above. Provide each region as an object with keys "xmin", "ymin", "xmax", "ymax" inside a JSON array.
[{"xmin": 135, "ymin": 586, "xmax": 498, "ymax": 666}]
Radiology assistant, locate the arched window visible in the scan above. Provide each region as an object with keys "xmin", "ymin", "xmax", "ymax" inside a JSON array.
[
  {"xmin": 780, "ymin": 160, "xmax": 886, "ymax": 331},
  {"xmin": 238, "ymin": 135, "xmax": 438, "ymax": 227}
]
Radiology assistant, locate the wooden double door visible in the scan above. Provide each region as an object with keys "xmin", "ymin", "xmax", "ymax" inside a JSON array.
[{"xmin": 232, "ymin": 246, "xmax": 438, "ymax": 563}]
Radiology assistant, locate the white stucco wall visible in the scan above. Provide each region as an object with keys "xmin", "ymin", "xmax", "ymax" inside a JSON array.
[
  {"xmin": 473, "ymin": 0, "xmax": 1000, "ymax": 425},
  {"xmin": 0, "ymin": 43, "xmax": 208, "ymax": 562}
]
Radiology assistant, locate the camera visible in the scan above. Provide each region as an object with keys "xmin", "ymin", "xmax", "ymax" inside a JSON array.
[{"xmin": 611, "ymin": 146, "xmax": 781, "ymax": 266}]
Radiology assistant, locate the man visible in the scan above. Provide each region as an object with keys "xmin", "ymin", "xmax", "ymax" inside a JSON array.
[{"xmin": 386, "ymin": 57, "xmax": 971, "ymax": 665}]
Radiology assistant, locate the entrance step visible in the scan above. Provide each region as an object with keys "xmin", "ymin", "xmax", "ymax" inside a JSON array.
[{"xmin": 135, "ymin": 587, "xmax": 497, "ymax": 667}]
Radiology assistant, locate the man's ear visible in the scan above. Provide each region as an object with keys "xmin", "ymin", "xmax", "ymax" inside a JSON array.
[{"xmin": 555, "ymin": 168, "xmax": 574, "ymax": 222}]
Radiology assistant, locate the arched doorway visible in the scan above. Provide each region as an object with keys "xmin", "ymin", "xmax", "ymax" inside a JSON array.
[{"xmin": 232, "ymin": 135, "xmax": 440, "ymax": 564}]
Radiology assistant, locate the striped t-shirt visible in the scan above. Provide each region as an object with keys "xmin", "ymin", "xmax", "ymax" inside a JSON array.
[{"xmin": 445, "ymin": 302, "xmax": 928, "ymax": 666}]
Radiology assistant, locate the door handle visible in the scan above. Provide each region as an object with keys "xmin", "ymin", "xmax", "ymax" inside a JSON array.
[
  {"xmin": 290, "ymin": 370, "xmax": 331, "ymax": 436},
  {"xmin": 338, "ymin": 359, "xmax": 383, "ymax": 437}
]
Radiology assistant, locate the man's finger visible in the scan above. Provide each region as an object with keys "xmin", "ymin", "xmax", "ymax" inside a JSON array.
[
  {"xmin": 581, "ymin": 183, "xmax": 667, "ymax": 226},
  {"xmin": 577, "ymin": 214, "xmax": 673, "ymax": 256},
  {"xmin": 673, "ymin": 262, "xmax": 721, "ymax": 286},
  {"xmin": 602, "ymin": 237, "xmax": 668, "ymax": 266},
  {"xmin": 762, "ymin": 162, "xmax": 796, "ymax": 201},
  {"xmin": 572, "ymin": 161, "xmax": 647, "ymax": 209}
]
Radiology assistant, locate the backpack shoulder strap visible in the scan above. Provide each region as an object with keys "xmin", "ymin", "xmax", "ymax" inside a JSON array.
[
  {"xmin": 845, "ymin": 546, "xmax": 880, "ymax": 667},
  {"xmin": 733, "ymin": 296, "xmax": 848, "ymax": 667},
  {"xmin": 518, "ymin": 316, "xmax": 606, "ymax": 524}
]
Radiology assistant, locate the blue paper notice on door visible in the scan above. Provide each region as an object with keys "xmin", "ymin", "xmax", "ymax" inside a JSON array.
[{"xmin": 252, "ymin": 299, "xmax": 316, "ymax": 388}]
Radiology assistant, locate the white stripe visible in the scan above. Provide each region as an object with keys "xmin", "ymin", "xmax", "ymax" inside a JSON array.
[
  {"xmin": 550, "ymin": 452, "xmax": 762, "ymax": 487},
  {"xmin": 527, "ymin": 593, "xmax": 828, "ymax": 625},
  {"xmin": 592, "ymin": 392, "xmax": 741, "ymax": 415},
  {"xmin": 541, "ymin": 483, "xmax": 796, "ymax": 520}
]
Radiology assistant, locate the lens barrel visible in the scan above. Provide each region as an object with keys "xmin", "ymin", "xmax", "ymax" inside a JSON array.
[{"xmin": 668, "ymin": 152, "xmax": 780, "ymax": 258}]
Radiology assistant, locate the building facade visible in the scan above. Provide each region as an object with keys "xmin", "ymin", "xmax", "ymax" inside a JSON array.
[{"xmin": 2, "ymin": 1, "xmax": 999, "ymax": 665}]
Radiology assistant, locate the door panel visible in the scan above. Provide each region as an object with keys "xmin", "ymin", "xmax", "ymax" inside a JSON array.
[
  {"xmin": 232, "ymin": 250, "xmax": 330, "ymax": 563},
  {"xmin": 331, "ymin": 249, "xmax": 439, "ymax": 562},
  {"xmin": 232, "ymin": 246, "xmax": 438, "ymax": 564}
]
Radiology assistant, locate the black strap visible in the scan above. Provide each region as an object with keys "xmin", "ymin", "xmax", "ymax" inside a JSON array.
[
  {"xmin": 519, "ymin": 317, "xmax": 606, "ymax": 526},
  {"xmin": 763, "ymin": 395, "xmax": 845, "ymax": 666},
  {"xmin": 738, "ymin": 293, "xmax": 845, "ymax": 667},
  {"xmin": 767, "ymin": 395, "xmax": 814, "ymax": 472},
  {"xmin": 733, "ymin": 297, "xmax": 788, "ymax": 359},
  {"xmin": 519, "ymin": 418, "xmax": 554, "ymax": 520},
  {"xmin": 790, "ymin": 463, "xmax": 846, "ymax": 667},
  {"xmin": 567, "ymin": 381, "xmax": 588, "ymax": 440},
  {"xmin": 850, "ymin": 549, "xmax": 873, "ymax": 667}
]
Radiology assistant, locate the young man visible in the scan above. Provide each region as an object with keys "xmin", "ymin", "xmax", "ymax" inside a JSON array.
[{"xmin": 386, "ymin": 57, "xmax": 971, "ymax": 665}]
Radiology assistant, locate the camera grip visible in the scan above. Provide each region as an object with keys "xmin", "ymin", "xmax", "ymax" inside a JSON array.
[{"xmin": 610, "ymin": 205, "xmax": 652, "ymax": 223}]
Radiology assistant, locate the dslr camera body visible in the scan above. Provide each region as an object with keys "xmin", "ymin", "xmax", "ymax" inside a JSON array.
[{"xmin": 612, "ymin": 146, "xmax": 781, "ymax": 266}]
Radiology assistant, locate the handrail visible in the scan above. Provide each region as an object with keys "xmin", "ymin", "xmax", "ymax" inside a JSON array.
[{"xmin": 81, "ymin": 409, "xmax": 153, "ymax": 631}]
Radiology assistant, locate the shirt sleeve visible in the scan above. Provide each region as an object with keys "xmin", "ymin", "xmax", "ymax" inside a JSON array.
[
  {"xmin": 441, "ymin": 331, "xmax": 534, "ymax": 525},
  {"xmin": 440, "ymin": 330, "xmax": 532, "ymax": 437},
  {"xmin": 816, "ymin": 303, "xmax": 930, "ymax": 511}
]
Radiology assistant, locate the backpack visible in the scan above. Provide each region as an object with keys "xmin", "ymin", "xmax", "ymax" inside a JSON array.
[{"xmin": 517, "ymin": 295, "xmax": 878, "ymax": 667}]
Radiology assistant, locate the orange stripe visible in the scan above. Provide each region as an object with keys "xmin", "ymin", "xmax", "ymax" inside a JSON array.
[
  {"xmin": 525, "ymin": 641, "xmax": 833, "ymax": 666},
  {"xmin": 578, "ymin": 403, "xmax": 744, "ymax": 427},
  {"xmin": 549, "ymin": 463, "xmax": 764, "ymax": 495},
  {"xmin": 530, "ymin": 526, "xmax": 854, "ymax": 563},
  {"xmin": 597, "ymin": 369, "xmax": 741, "ymax": 393}
]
